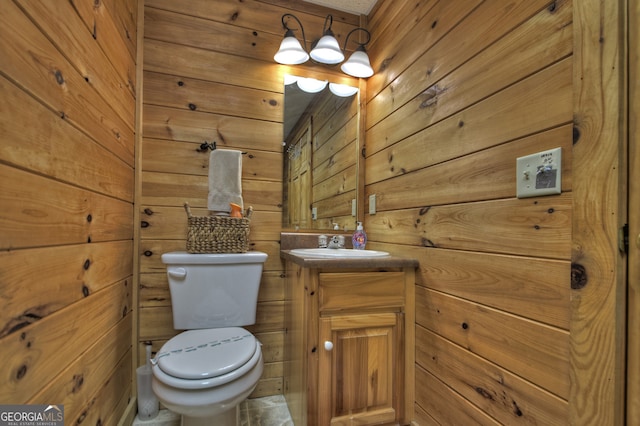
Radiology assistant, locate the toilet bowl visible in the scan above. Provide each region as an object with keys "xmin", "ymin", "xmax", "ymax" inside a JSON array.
[
  {"xmin": 151, "ymin": 251, "xmax": 269, "ymax": 426},
  {"xmin": 152, "ymin": 327, "xmax": 263, "ymax": 425}
]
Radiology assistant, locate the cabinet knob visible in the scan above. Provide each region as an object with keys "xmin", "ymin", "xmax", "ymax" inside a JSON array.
[{"xmin": 324, "ymin": 341, "xmax": 334, "ymax": 351}]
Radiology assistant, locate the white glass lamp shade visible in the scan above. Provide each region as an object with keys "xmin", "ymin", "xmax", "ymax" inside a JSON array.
[
  {"xmin": 284, "ymin": 74, "xmax": 299, "ymax": 85},
  {"xmin": 274, "ymin": 34, "xmax": 309, "ymax": 65},
  {"xmin": 296, "ymin": 77, "xmax": 328, "ymax": 93},
  {"xmin": 329, "ymin": 83, "xmax": 359, "ymax": 97},
  {"xmin": 341, "ymin": 48, "xmax": 374, "ymax": 78},
  {"xmin": 310, "ymin": 34, "xmax": 344, "ymax": 64}
]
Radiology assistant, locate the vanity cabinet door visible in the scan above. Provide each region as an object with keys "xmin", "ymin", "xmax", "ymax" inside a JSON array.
[{"xmin": 318, "ymin": 312, "xmax": 404, "ymax": 425}]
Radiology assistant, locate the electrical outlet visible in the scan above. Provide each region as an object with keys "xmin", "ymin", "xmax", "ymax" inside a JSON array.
[
  {"xmin": 516, "ymin": 148, "xmax": 562, "ymax": 198},
  {"xmin": 369, "ymin": 194, "xmax": 376, "ymax": 215}
]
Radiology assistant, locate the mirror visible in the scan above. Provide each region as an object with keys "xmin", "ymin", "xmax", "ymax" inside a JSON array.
[{"xmin": 282, "ymin": 75, "xmax": 362, "ymax": 231}]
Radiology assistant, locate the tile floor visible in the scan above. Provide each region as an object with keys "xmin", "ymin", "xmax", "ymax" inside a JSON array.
[{"xmin": 132, "ymin": 395, "xmax": 293, "ymax": 426}]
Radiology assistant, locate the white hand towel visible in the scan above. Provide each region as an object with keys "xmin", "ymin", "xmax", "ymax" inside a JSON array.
[{"xmin": 207, "ymin": 149, "xmax": 243, "ymax": 212}]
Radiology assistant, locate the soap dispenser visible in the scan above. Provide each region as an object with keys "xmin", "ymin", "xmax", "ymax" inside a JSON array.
[{"xmin": 352, "ymin": 222, "xmax": 367, "ymax": 250}]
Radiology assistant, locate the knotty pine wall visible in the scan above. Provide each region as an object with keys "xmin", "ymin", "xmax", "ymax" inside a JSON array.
[
  {"xmin": 366, "ymin": 0, "xmax": 626, "ymax": 424},
  {"xmin": 0, "ymin": 0, "xmax": 137, "ymax": 424},
  {"xmin": 138, "ymin": 0, "xmax": 360, "ymax": 397},
  {"xmin": 367, "ymin": 0, "xmax": 573, "ymax": 424}
]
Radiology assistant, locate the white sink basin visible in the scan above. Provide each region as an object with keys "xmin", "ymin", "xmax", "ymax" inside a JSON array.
[{"xmin": 289, "ymin": 248, "xmax": 390, "ymax": 258}]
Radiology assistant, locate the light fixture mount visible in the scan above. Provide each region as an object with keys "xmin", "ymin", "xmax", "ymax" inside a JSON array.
[{"xmin": 274, "ymin": 13, "xmax": 374, "ymax": 78}]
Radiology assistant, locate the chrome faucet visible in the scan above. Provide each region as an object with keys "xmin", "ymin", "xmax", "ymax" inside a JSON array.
[{"xmin": 328, "ymin": 235, "xmax": 345, "ymax": 249}]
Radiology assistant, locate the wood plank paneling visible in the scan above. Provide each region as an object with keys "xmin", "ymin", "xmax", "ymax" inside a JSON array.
[
  {"xmin": 28, "ymin": 316, "xmax": 133, "ymax": 422},
  {"xmin": 0, "ymin": 279, "xmax": 132, "ymax": 403},
  {"xmin": 144, "ymin": 38, "xmax": 282, "ymax": 93},
  {"xmin": 367, "ymin": 126, "xmax": 573, "ymax": 206},
  {"xmin": 0, "ymin": 77, "xmax": 134, "ymax": 201},
  {"xmin": 366, "ymin": 0, "xmax": 481, "ymax": 99},
  {"xmin": 628, "ymin": 0, "xmax": 640, "ymax": 420},
  {"xmin": 419, "ymin": 248, "xmax": 570, "ymax": 329},
  {"xmin": 367, "ymin": 0, "xmax": 580, "ymax": 422},
  {"xmin": 0, "ymin": 2, "xmax": 135, "ymax": 167},
  {"xmin": 16, "ymin": 0, "xmax": 136, "ymax": 136},
  {"xmin": 0, "ymin": 165, "xmax": 133, "ymax": 250},
  {"xmin": 417, "ymin": 287, "xmax": 570, "ymax": 398},
  {"xmin": 0, "ymin": 0, "xmax": 136, "ymax": 423},
  {"xmin": 143, "ymin": 103, "xmax": 281, "ymax": 150},
  {"xmin": 143, "ymin": 6, "xmax": 282, "ymax": 63},
  {"xmin": 0, "ymin": 241, "xmax": 133, "ymax": 338},
  {"xmin": 416, "ymin": 326, "xmax": 568, "ymax": 425},
  {"xmin": 367, "ymin": 195, "xmax": 571, "ymax": 259},
  {"xmin": 143, "ymin": 71, "xmax": 282, "ymax": 122},
  {"xmin": 141, "ymin": 138, "xmax": 281, "ymax": 181},
  {"xmin": 570, "ymin": 0, "xmax": 627, "ymax": 424},
  {"xmin": 415, "ymin": 365, "xmax": 499, "ymax": 426},
  {"xmin": 367, "ymin": 57, "xmax": 572, "ymax": 158},
  {"xmin": 368, "ymin": 0, "xmax": 552, "ymax": 107},
  {"xmin": 140, "ymin": 2, "xmax": 294, "ymax": 397}
]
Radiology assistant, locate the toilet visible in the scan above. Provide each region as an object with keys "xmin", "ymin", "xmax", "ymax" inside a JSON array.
[{"xmin": 151, "ymin": 251, "xmax": 268, "ymax": 426}]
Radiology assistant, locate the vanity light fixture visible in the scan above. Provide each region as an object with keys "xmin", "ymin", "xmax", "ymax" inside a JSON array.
[
  {"xmin": 273, "ymin": 14, "xmax": 309, "ymax": 65},
  {"xmin": 340, "ymin": 28, "xmax": 374, "ymax": 78},
  {"xmin": 274, "ymin": 14, "xmax": 374, "ymax": 78},
  {"xmin": 309, "ymin": 15, "xmax": 344, "ymax": 64}
]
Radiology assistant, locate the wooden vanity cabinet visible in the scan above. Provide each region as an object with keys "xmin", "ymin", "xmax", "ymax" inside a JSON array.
[{"xmin": 284, "ymin": 260, "xmax": 416, "ymax": 426}]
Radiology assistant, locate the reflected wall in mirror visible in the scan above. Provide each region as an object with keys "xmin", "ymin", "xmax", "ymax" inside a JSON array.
[{"xmin": 282, "ymin": 74, "xmax": 361, "ymax": 231}]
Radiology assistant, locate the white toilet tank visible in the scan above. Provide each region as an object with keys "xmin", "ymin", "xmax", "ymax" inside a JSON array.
[{"xmin": 161, "ymin": 251, "xmax": 268, "ymax": 330}]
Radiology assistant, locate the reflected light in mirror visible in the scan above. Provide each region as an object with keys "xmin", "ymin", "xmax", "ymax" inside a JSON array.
[
  {"xmin": 296, "ymin": 77, "xmax": 328, "ymax": 93},
  {"xmin": 329, "ymin": 83, "xmax": 359, "ymax": 97}
]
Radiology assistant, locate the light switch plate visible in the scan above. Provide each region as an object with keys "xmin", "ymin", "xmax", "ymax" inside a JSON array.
[
  {"xmin": 351, "ymin": 199, "xmax": 356, "ymax": 216},
  {"xmin": 312, "ymin": 207, "xmax": 317, "ymax": 220},
  {"xmin": 369, "ymin": 194, "xmax": 376, "ymax": 215},
  {"xmin": 516, "ymin": 148, "xmax": 562, "ymax": 198}
]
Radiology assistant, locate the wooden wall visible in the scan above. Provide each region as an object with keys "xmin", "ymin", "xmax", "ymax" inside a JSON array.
[
  {"xmin": 365, "ymin": 0, "xmax": 574, "ymax": 424},
  {"xmin": 0, "ymin": 0, "xmax": 137, "ymax": 424},
  {"xmin": 366, "ymin": 0, "xmax": 627, "ymax": 424},
  {"xmin": 138, "ymin": 0, "xmax": 360, "ymax": 397}
]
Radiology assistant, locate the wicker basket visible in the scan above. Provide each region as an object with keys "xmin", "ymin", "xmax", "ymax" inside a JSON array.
[{"xmin": 184, "ymin": 203, "xmax": 251, "ymax": 253}]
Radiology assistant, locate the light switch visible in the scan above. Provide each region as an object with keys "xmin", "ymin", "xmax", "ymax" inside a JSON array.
[
  {"xmin": 516, "ymin": 148, "xmax": 562, "ymax": 198},
  {"xmin": 312, "ymin": 207, "xmax": 317, "ymax": 220},
  {"xmin": 351, "ymin": 199, "xmax": 356, "ymax": 216},
  {"xmin": 369, "ymin": 194, "xmax": 376, "ymax": 215}
]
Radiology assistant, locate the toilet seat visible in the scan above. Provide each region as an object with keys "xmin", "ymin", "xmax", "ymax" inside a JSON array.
[{"xmin": 153, "ymin": 327, "xmax": 261, "ymax": 390}]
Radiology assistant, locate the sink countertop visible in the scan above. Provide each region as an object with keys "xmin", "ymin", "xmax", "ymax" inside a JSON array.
[{"xmin": 280, "ymin": 249, "xmax": 419, "ymax": 269}]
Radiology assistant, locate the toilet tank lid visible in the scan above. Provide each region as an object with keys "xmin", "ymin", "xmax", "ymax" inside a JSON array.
[{"xmin": 161, "ymin": 251, "xmax": 268, "ymax": 265}]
